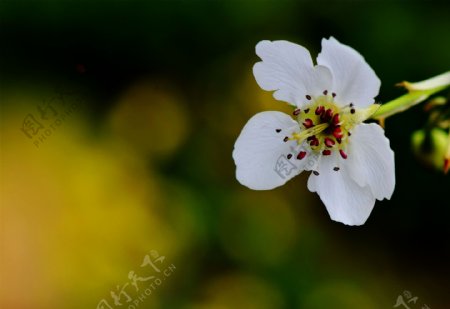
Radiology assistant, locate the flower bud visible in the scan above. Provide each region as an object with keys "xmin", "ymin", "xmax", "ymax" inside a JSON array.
[{"xmin": 411, "ymin": 128, "xmax": 448, "ymax": 172}]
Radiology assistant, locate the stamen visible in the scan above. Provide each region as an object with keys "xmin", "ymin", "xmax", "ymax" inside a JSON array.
[
  {"xmin": 339, "ymin": 149, "xmax": 348, "ymax": 159},
  {"xmin": 315, "ymin": 106, "xmax": 324, "ymax": 115},
  {"xmin": 275, "ymin": 129, "xmax": 282, "ymax": 133},
  {"xmin": 297, "ymin": 151, "xmax": 307, "ymax": 160},
  {"xmin": 321, "ymin": 108, "xmax": 333, "ymax": 122},
  {"xmin": 333, "ymin": 167, "xmax": 340, "ymax": 171},
  {"xmin": 332, "ymin": 127, "xmax": 343, "ymax": 139},
  {"xmin": 332, "ymin": 114, "xmax": 340, "ymax": 125},
  {"xmin": 303, "ymin": 118, "xmax": 314, "ymax": 128},
  {"xmin": 348, "ymin": 132, "xmax": 352, "ymax": 136},
  {"xmin": 288, "ymin": 92, "xmax": 358, "ymax": 157},
  {"xmin": 313, "ymin": 171, "xmax": 320, "ymax": 176},
  {"xmin": 324, "ymin": 137, "xmax": 335, "ymax": 147},
  {"xmin": 310, "ymin": 139, "xmax": 319, "ymax": 147},
  {"xmin": 283, "ymin": 136, "xmax": 289, "ymax": 142},
  {"xmin": 292, "ymin": 123, "xmax": 328, "ymax": 145}
]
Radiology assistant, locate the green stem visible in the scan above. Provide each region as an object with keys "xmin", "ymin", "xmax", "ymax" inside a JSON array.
[{"xmin": 371, "ymin": 85, "xmax": 448, "ymax": 120}]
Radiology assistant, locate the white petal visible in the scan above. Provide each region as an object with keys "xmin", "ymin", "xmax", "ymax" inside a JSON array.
[
  {"xmin": 317, "ymin": 37, "xmax": 381, "ymax": 108},
  {"xmin": 344, "ymin": 123, "xmax": 395, "ymax": 200},
  {"xmin": 233, "ymin": 111, "xmax": 309, "ymax": 190},
  {"xmin": 253, "ymin": 40, "xmax": 332, "ymax": 107},
  {"xmin": 307, "ymin": 153, "xmax": 376, "ymax": 226}
]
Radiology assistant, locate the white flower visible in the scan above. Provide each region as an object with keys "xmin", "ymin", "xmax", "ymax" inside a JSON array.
[{"xmin": 232, "ymin": 37, "xmax": 395, "ymax": 226}]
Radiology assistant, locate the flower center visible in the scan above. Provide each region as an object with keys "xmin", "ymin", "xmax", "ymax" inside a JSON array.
[
  {"xmin": 294, "ymin": 93, "xmax": 356, "ymax": 159},
  {"xmin": 276, "ymin": 90, "xmax": 379, "ymax": 166}
]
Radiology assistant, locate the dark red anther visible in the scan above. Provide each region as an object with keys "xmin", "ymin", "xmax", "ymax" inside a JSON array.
[
  {"xmin": 348, "ymin": 132, "xmax": 352, "ymax": 136},
  {"xmin": 303, "ymin": 118, "xmax": 314, "ymax": 128},
  {"xmin": 332, "ymin": 127, "xmax": 343, "ymax": 139},
  {"xmin": 293, "ymin": 109, "xmax": 301, "ymax": 115},
  {"xmin": 315, "ymin": 106, "xmax": 324, "ymax": 115},
  {"xmin": 333, "ymin": 167, "xmax": 340, "ymax": 171},
  {"xmin": 297, "ymin": 151, "xmax": 307, "ymax": 160},
  {"xmin": 324, "ymin": 137, "xmax": 335, "ymax": 147},
  {"xmin": 350, "ymin": 108, "xmax": 355, "ymax": 114},
  {"xmin": 283, "ymin": 136, "xmax": 289, "ymax": 142},
  {"xmin": 332, "ymin": 92, "xmax": 336, "ymax": 98},
  {"xmin": 307, "ymin": 135, "xmax": 316, "ymax": 141},
  {"xmin": 323, "ymin": 90, "xmax": 328, "ymax": 95},
  {"xmin": 310, "ymin": 138, "xmax": 319, "ymax": 147},
  {"xmin": 275, "ymin": 129, "xmax": 282, "ymax": 133},
  {"xmin": 339, "ymin": 149, "xmax": 348, "ymax": 159},
  {"xmin": 313, "ymin": 171, "xmax": 320, "ymax": 176},
  {"xmin": 304, "ymin": 108, "xmax": 310, "ymax": 114},
  {"xmin": 287, "ymin": 154, "xmax": 292, "ymax": 159},
  {"xmin": 322, "ymin": 150, "xmax": 331, "ymax": 156},
  {"xmin": 336, "ymin": 138, "xmax": 342, "ymax": 144},
  {"xmin": 321, "ymin": 109, "xmax": 333, "ymax": 122},
  {"xmin": 332, "ymin": 114, "xmax": 340, "ymax": 125},
  {"xmin": 306, "ymin": 95, "xmax": 311, "ymax": 100}
]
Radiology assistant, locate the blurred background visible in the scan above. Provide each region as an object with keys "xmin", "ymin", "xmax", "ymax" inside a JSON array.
[{"xmin": 1, "ymin": 0, "xmax": 449, "ymax": 308}]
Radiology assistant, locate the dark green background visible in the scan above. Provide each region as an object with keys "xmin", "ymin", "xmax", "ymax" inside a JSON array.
[{"xmin": 1, "ymin": 0, "xmax": 449, "ymax": 308}]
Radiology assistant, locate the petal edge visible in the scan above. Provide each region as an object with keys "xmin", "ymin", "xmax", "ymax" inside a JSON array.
[
  {"xmin": 317, "ymin": 37, "xmax": 381, "ymax": 108},
  {"xmin": 233, "ymin": 111, "xmax": 307, "ymax": 190}
]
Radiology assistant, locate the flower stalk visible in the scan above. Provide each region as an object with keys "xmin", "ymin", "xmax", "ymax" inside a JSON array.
[{"xmin": 371, "ymin": 71, "xmax": 450, "ymax": 120}]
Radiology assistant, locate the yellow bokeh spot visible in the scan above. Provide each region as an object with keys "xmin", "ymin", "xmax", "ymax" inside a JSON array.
[{"xmin": 107, "ymin": 80, "xmax": 190, "ymax": 157}]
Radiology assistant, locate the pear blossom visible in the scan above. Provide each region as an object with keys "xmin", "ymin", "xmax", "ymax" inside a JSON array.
[{"xmin": 232, "ymin": 37, "xmax": 395, "ymax": 226}]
